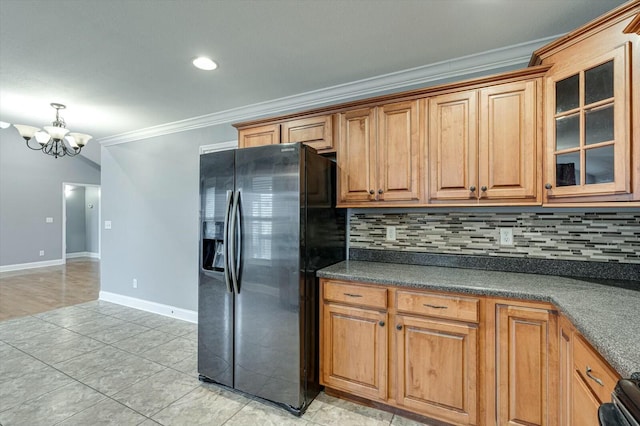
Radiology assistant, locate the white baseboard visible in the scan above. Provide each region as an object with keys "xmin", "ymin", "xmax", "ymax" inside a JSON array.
[
  {"xmin": 0, "ymin": 259, "xmax": 65, "ymax": 273},
  {"xmin": 66, "ymin": 252, "xmax": 100, "ymax": 259},
  {"xmin": 99, "ymin": 291, "xmax": 198, "ymax": 323}
]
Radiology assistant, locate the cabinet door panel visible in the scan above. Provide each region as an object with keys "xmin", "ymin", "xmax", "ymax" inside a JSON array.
[
  {"xmin": 571, "ymin": 372, "xmax": 601, "ymax": 426},
  {"xmin": 429, "ymin": 91, "xmax": 478, "ymax": 202},
  {"xmin": 321, "ymin": 303, "xmax": 387, "ymax": 401},
  {"xmin": 337, "ymin": 108, "xmax": 376, "ymax": 204},
  {"xmin": 396, "ymin": 315, "xmax": 478, "ymax": 425},
  {"xmin": 377, "ymin": 100, "xmax": 420, "ymax": 202},
  {"xmin": 496, "ymin": 304, "xmax": 557, "ymax": 426},
  {"xmin": 282, "ymin": 115, "xmax": 334, "ymax": 153},
  {"xmin": 479, "ymin": 80, "xmax": 538, "ymax": 201},
  {"xmin": 238, "ymin": 124, "xmax": 280, "ymax": 148}
]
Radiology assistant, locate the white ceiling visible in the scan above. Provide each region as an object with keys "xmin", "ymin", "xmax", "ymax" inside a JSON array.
[{"xmin": 0, "ymin": 0, "xmax": 628, "ymax": 161}]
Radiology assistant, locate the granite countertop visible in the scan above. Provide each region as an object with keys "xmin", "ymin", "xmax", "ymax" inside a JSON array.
[{"xmin": 318, "ymin": 260, "xmax": 640, "ymax": 378}]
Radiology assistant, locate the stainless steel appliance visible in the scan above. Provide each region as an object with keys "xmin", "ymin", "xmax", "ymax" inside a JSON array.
[
  {"xmin": 599, "ymin": 378, "xmax": 640, "ymax": 426},
  {"xmin": 198, "ymin": 143, "xmax": 345, "ymax": 415}
]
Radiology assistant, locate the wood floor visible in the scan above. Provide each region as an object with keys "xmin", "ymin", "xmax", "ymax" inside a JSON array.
[{"xmin": 0, "ymin": 258, "xmax": 100, "ymax": 321}]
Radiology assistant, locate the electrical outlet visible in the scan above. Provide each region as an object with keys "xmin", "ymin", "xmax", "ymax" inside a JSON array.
[
  {"xmin": 132, "ymin": 278, "xmax": 138, "ymax": 289},
  {"xmin": 499, "ymin": 228, "xmax": 514, "ymax": 246},
  {"xmin": 45, "ymin": 217, "xmax": 53, "ymax": 223},
  {"xmin": 386, "ymin": 226, "xmax": 396, "ymax": 241},
  {"xmin": 39, "ymin": 250, "xmax": 45, "ymax": 256},
  {"xmin": 104, "ymin": 220, "xmax": 112, "ymax": 230}
]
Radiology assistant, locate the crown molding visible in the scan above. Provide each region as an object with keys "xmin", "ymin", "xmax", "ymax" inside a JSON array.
[{"xmin": 98, "ymin": 35, "xmax": 559, "ymax": 147}]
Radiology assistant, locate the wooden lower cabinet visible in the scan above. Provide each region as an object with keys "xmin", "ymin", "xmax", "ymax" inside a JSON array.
[
  {"xmin": 559, "ymin": 315, "xmax": 620, "ymax": 426},
  {"xmin": 321, "ymin": 281, "xmax": 621, "ymax": 426},
  {"xmin": 494, "ymin": 302, "xmax": 558, "ymax": 426},
  {"xmin": 395, "ymin": 314, "xmax": 479, "ymax": 425},
  {"xmin": 321, "ymin": 298, "xmax": 388, "ymax": 401}
]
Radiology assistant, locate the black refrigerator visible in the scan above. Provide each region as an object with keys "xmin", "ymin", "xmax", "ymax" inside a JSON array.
[{"xmin": 198, "ymin": 143, "xmax": 345, "ymax": 415}]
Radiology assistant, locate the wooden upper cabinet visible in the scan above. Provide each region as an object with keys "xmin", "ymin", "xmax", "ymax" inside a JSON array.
[
  {"xmin": 543, "ymin": 45, "xmax": 632, "ymax": 203},
  {"xmin": 238, "ymin": 124, "xmax": 280, "ymax": 148},
  {"xmin": 337, "ymin": 100, "xmax": 420, "ymax": 207},
  {"xmin": 532, "ymin": 1, "xmax": 640, "ymax": 204},
  {"xmin": 428, "ymin": 90, "xmax": 478, "ymax": 202},
  {"xmin": 377, "ymin": 100, "xmax": 421, "ymax": 202},
  {"xmin": 281, "ymin": 115, "xmax": 335, "ymax": 153},
  {"xmin": 337, "ymin": 107, "xmax": 377, "ymax": 204},
  {"xmin": 429, "ymin": 79, "xmax": 540, "ymax": 205},
  {"xmin": 479, "ymin": 80, "xmax": 539, "ymax": 202}
]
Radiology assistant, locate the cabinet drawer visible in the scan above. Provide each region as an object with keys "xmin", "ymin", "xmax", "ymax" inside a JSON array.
[
  {"xmin": 323, "ymin": 281, "xmax": 387, "ymax": 309},
  {"xmin": 573, "ymin": 335, "xmax": 619, "ymax": 403},
  {"xmin": 395, "ymin": 290, "xmax": 479, "ymax": 323}
]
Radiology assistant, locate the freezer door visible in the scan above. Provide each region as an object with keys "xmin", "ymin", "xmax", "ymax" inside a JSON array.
[
  {"xmin": 234, "ymin": 144, "xmax": 303, "ymax": 408},
  {"xmin": 198, "ymin": 149, "xmax": 235, "ymax": 387}
]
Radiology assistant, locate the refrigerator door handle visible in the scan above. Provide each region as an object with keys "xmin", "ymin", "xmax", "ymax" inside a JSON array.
[
  {"xmin": 229, "ymin": 189, "xmax": 241, "ymax": 294},
  {"xmin": 234, "ymin": 190, "xmax": 242, "ymax": 294},
  {"xmin": 222, "ymin": 190, "xmax": 233, "ymax": 293}
]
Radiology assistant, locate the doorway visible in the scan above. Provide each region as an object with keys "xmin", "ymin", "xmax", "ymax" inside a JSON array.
[{"xmin": 62, "ymin": 183, "xmax": 101, "ymax": 262}]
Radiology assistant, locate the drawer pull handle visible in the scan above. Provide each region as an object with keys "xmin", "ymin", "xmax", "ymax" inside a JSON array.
[
  {"xmin": 424, "ymin": 304, "xmax": 448, "ymax": 309},
  {"xmin": 343, "ymin": 293, "xmax": 362, "ymax": 298},
  {"xmin": 586, "ymin": 366, "xmax": 604, "ymax": 386}
]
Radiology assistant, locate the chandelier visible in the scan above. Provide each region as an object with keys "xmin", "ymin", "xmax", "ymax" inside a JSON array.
[{"xmin": 12, "ymin": 103, "xmax": 92, "ymax": 159}]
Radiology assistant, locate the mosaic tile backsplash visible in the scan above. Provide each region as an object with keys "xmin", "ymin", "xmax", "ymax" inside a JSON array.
[{"xmin": 350, "ymin": 212, "xmax": 640, "ymax": 264}]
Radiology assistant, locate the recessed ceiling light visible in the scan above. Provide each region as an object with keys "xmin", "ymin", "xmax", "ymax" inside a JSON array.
[{"xmin": 193, "ymin": 56, "xmax": 218, "ymax": 71}]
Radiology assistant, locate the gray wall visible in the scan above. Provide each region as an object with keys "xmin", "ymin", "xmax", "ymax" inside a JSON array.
[
  {"xmin": 85, "ymin": 187, "xmax": 100, "ymax": 254},
  {"xmin": 65, "ymin": 186, "xmax": 86, "ymax": 253},
  {"xmin": 100, "ymin": 125, "xmax": 236, "ymax": 311},
  {"xmin": 0, "ymin": 129, "xmax": 100, "ymax": 267}
]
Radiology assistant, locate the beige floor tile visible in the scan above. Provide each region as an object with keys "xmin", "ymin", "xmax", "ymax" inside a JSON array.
[
  {"xmin": 56, "ymin": 397, "xmax": 148, "ymax": 425},
  {"xmin": 112, "ymin": 328, "xmax": 178, "ymax": 355},
  {"xmin": 226, "ymin": 399, "xmax": 310, "ymax": 425},
  {"xmin": 113, "ymin": 369, "xmax": 200, "ymax": 417},
  {"xmin": 0, "ymin": 366, "xmax": 75, "ymax": 412},
  {"xmin": 79, "ymin": 355, "xmax": 166, "ymax": 396},
  {"xmin": 140, "ymin": 336, "xmax": 196, "ymax": 366},
  {"xmin": 0, "ymin": 381, "xmax": 106, "ymax": 426},
  {"xmin": 151, "ymin": 384, "xmax": 249, "ymax": 426}
]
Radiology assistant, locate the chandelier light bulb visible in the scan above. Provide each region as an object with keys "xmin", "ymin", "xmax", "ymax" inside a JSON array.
[
  {"xmin": 12, "ymin": 103, "xmax": 92, "ymax": 158},
  {"xmin": 0, "ymin": 121, "xmax": 11, "ymax": 129}
]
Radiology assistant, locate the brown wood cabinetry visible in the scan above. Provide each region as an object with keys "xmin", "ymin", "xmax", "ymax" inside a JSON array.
[
  {"xmin": 493, "ymin": 302, "xmax": 558, "ymax": 426},
  {"xmin": 320, "ymin": 279, "xmax": 481, "ymax": 425},
  {"xmin": 236, "ymin": 114, "xmax": 335, "ymax": 153},
  {"xmin": 395, "ymin": 303, "xmax": 479, "ymax": 424},
  {"xmin": 337, "ymin": 100, "xmax": 421, "ymax": 207},
  {"xmin": 320, "ymin": 280, "xmax": 625, "ymax": 426},
  {"xmin": 320, "ymin": 280, "xmax": 388, "ymax": 401},
  {"xmin": 428, "ymin": 79, "xmax": 540, "ymax": 205},
  {"xmin": 558, "ymin": 315, "xmax": 620, "ymax": 426},
  {"xmin": 281, "ymin": 115, "xmax": 335, "ymax": 153},
  {"xmin": 533, "ymin": 2, "xmax": 640, "ymax": 204},
  {"xmin": 238, "ymin": 123, "xmax": 280, "ymax": 148}
]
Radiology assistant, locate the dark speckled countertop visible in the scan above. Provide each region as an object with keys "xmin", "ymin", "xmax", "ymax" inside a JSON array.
[{"xmin": 317, "ymin": 260, "xmax": 640, "ymax": 378}]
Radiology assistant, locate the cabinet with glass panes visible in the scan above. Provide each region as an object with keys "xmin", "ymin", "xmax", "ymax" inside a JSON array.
[{"xmin": 532, "ymin": 2, "xmax": 640, "ymax": 204}]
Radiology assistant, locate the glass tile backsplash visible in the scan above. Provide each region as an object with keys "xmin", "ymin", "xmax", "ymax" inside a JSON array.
[{"xmin": 350, "ymin": 212, "xmax": 640, "ymax": 264}]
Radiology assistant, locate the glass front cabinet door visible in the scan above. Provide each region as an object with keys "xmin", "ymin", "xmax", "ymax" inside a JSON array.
[{"xmin": 544, "ymin": 44, "xmax": 631, "ymax": 202}]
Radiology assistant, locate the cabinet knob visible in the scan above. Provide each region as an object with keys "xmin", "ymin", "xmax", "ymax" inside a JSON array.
[
  {"xmin": 369, "ymin": 189, "xmax": 375, "ymax": 195},
  {"xmin": 396, "ymin": 324, "xmax": 402, "ymax": 330},
  {"xmin": 545, "ymin": 183, "xmax": 552, "ymax": 190},
  {"xmin": 378, "ymin": 189, "xmax": 383, "ymax": 194},
  {"xmin": 469, "ymin": 186, "xmax": 476, "ymax": 192},
  {"xmin": 379, "ymin": 321, "xmax": 385, "ymax": 327},
  {"xmin": 481, "ymin": 186, "xmax": 487, "ymax": 192}
]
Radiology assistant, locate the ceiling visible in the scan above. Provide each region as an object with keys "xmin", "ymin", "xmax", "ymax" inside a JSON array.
[{"xmin": 0, "ymin": 0, "xmax": 628, "ymax": 162}]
